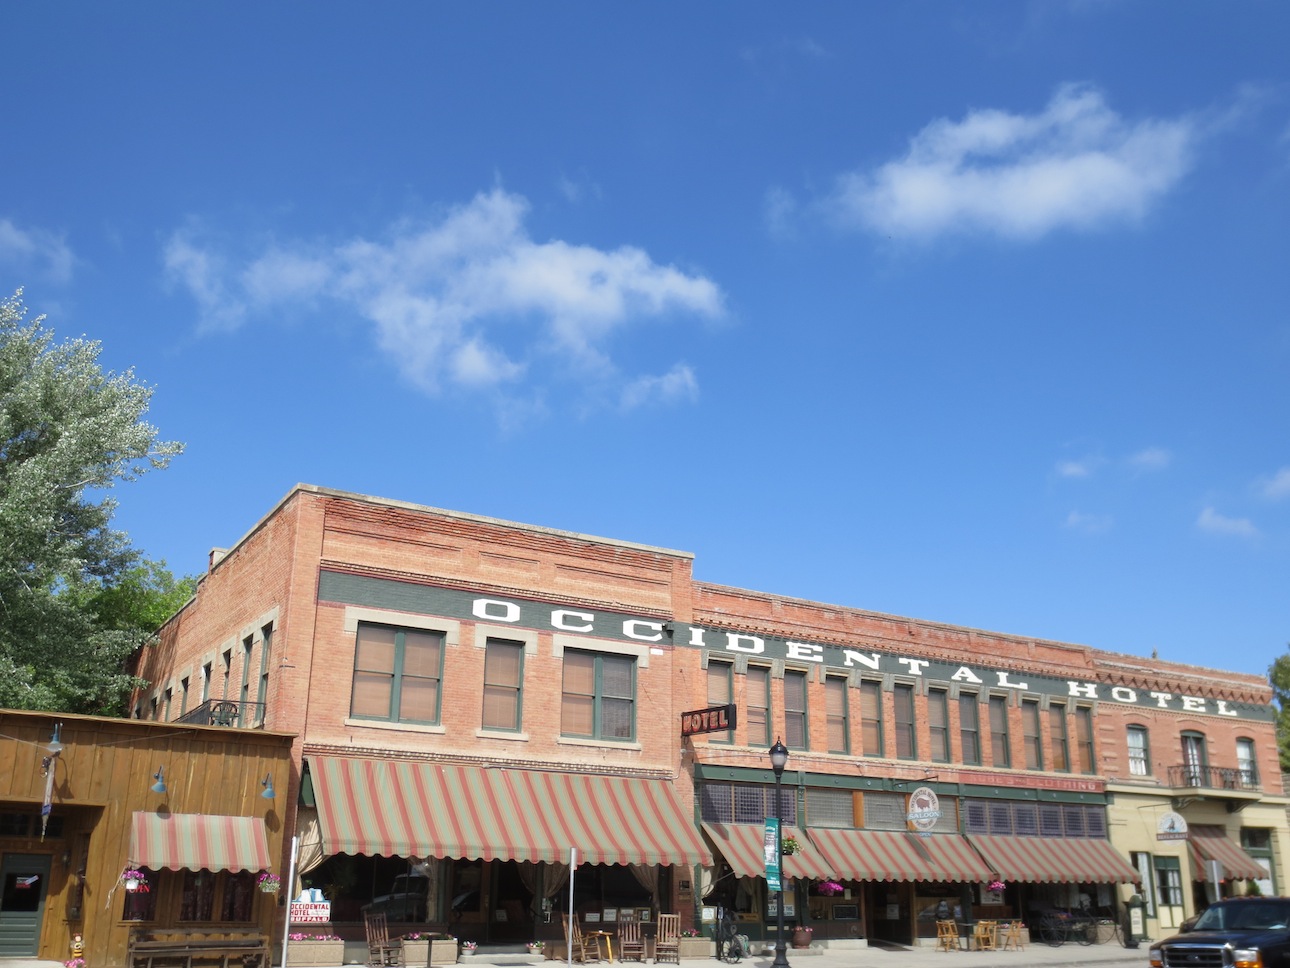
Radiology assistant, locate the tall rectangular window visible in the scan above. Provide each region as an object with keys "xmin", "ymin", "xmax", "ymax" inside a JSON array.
[
  {"xmin": 825, "ymin": 677, "xmax": 849, "ymax": 754},
  {"xmin": 1022, "ymin": 700, "xmax": 1042, "ymax": 770},
  {"xmin": 239, "ymin": 635, "xmax": 253, "ymax": 723},
  {"xmin": 180, "ymin": 677, "xmax": 190, "ymax": 716},
  {"xmin": 746, "ymin": 666, "xmax": 770, "ymax": 748},
  {"xmin": 860, "ymin": 680, "xmax": 883, "ymax": 756},
  {"xmin": 1074, "ymin": 706, "xmax": 1095, "ymax": 774},
  {"xmin": 706, "ymin": 661, "xmax": 733, "ymax": 743},
  {"xmin": 928, "ymin": 688, "xmax": 950, "ymax": 763},
  {"xmin": 1237, "ymin": 738, "xmax": 1257, "ymax": 786},
  {"xmin": 350, "ymin": 623, "xmax": 444, "ymax": 724},
  {"xmin": 989, "ymin": 696, "xmax": 1010, "ymax": 768},
  {"xmin": 483, "ymin": 638, "xmax": 523, "ymax": 731},
  {"xmin": 959, "ymin": 694, "xmax": 981, "ymax": 765},
  {"xmin": 894, "ymin": 683, "xmax": 916, "ymax": 759},
  {"xmin": 201, "ymin": 662, "xmax": 212, "ymax": 703},
  {"xmin": 255, "ymin": 623, "xmax": 273, "ymax": 724},
  {"xmin": 562, "ymin": 650, "xmax": 635, "ymax": 740},
  {"xmin": 221, "ymin": 649, "xmax": 232, "ymax": 698},
  {"xmin": 1049, "ymin": 703, "xmax": 1070, "ymax": 772},
  {"xmin": 1127, "ymin": 725, "xmax": 1150, "ymax": 776},
  {"xmin": 784, "ymin": 671, "xmax": 807, "ymax": 749},
  {"xmin": 1153, "ymin": 856, "xmax": 1183, "ymax": 907}
]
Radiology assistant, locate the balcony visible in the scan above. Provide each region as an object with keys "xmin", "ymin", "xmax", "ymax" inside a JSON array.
[
  {"xmin": 176, "ymin": 699, "xmax": 266, "ymax": 728},
  {"xmin": 1167, "ymin": 764, "xmax": 1261, "ymax": 811}
]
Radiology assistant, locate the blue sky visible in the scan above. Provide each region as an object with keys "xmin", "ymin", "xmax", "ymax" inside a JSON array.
[{"xmin": 4, "ymin": 3, "xmax": 1287, "ymax": 677}]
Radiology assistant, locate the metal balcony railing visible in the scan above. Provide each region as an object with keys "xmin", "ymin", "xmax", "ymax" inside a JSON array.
[
  {"xmin": 1167, "ymin": 764, "xmax": 1259, "ymax": 792},
  {"xmin": 176, "ymin": 698, "xmax": 266, "ymax": 728}
]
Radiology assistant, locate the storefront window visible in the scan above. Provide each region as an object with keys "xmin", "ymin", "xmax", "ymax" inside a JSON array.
[
  {"xmin": 180, "ymin": 870, "xmax": 217, "ymax": 921},
  {"xmin": 220, "ymin": 871, "xmax": 256, "ymax": 921},
  {"xmin": 123, "ymin": 869, "xmax": 159, "ymax": 921}
]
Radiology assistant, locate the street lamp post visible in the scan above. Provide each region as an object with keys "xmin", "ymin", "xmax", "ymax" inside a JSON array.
[{"xmin": 769, "ymin": 739, "xmax": 790, "ymax": 968}]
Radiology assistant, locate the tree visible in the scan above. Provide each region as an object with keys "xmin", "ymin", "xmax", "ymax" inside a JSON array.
[
  {"xmin": 1269, "ymin": 649, "xmax": 1290, "ymax": 773},
  {"xmin": 0, "ymin": 290, "xmax": 184, "ymax": 714}
]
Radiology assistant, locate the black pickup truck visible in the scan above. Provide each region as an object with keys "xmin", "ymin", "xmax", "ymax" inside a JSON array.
[{"xmin": 1149, "ymin": 897, "xmax": 1290, "ymax": 968}]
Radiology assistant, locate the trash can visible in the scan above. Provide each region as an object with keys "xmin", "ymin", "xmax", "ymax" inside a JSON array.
[{"xmin": 1123, "ymin": 894, "xmax": 1146, "ymax": 949}]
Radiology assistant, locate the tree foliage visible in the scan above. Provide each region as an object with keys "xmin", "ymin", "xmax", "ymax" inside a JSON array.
[
  {"xmin": 0, "ymin": 290, "xmax": 185, "ymax": 714},
  {"xmin": 1269, "ymin": 649, "xmax": 1290, "ymax": 773}
]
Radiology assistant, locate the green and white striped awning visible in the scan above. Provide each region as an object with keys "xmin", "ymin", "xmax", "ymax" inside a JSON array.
[{"xmin": 130, "ymin": 812, "xmax": 271, "ymax": 872}]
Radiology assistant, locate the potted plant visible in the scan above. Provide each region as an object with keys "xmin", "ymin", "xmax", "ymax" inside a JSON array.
[
  {"xmin": 287, "ymin": 933, "xmax": 345, "ymax": 966},
  {"xmin": 781, "ymin": 836, "xmax": 801, "ymax": 856},
  {"xmin": 257, "ymin": 871, "xmax": 282, "ymax": 893},
  {"xmin": 676, "ymin": 929, "xmax": 712, "ymax": 959},
  {"xmin": 525, "ymin": 940, "xmax": 545, "ymax": 958},
  {"xmin": 815, "ymin": 880, "xmax": 844, "ymax": 896},
  {"xmin": 121, "ymin": 869, "xmax": 148, "ymax": 892},
  {"xmin": 791, "ymin": 925, "xmax": 813, "ymax": 948},
  {"xmin": 459, "ymin": 940, "xmax": 478, "ymax": 959}
]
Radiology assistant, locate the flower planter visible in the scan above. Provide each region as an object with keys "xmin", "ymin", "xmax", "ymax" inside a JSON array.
[
  {"xmin": 791, "ymin": 928, "xmax": 813, "ymax": 949},
  {"xmin": 676, "ymin": 938, "xmax": 714, "ymax": 959},
  {"xmin": 287, "ymin": 940, "xmax": 345, "ymax": 966},
  {"xmin": 430, "ymin": 940, "xmax": 459, "ymax": 966},
  {"xmin": 403, "ymin": 940, "xmax": 429, "ymax": 967}
]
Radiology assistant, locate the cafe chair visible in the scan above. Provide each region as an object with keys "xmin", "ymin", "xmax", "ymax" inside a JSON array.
[
  {"xmin": 364, "ymin": 910, "xmax": 404, "ymax": 967},
  {"xmin": 654, "ymin": 914, "xmax": 681, "ymax": 964},
  {"xmin": 618, "ymin": 913, "xmax": 645, "ymax": 962},
  {"xmin": 563, "ymin": 914, "xmax": 604, "ymax": 963},
  {"xmin": 972, "ymin": 920, "xmax": 997, "ymax": 952},
  {"xmin": 1000, "ymin": 920, "xmax": 1025, "ymax": 951},
  {"xmin": 936, "ymin": 919, "xmax": 959, "ymax": 952}
]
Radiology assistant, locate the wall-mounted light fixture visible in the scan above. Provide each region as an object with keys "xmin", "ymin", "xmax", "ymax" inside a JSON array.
[
  {"xmin": 150, "ymin": 767, "xmax": 167, "ymax": 794},
  {"xmin": 260, "ymin": 773, "xmax": 275, "ymax": 800}
]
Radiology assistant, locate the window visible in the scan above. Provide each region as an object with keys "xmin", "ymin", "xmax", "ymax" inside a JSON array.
[
  {"xmin": 219, "ymin": 871, "xmax": 255, "ymax": 921},
  {"xmin": 180, "ymin": 869, "xmax": 215, "ymax": 921},
  {"xmin": 746, "ymin": 666, "xmax": 770, "ymax": 748},
  {"xmin": 201, "ymin": 662, "xmax": 212, "ymax": 703},
  {"xmin": 783, "ymin": 671, "xmax": 807, "ymax": 749},
  {"xmin": 825, "ymin": 677, "xmax": 849, "ymax": 754},
  {"xmin": 124, "ymin": 869, "xmax": 159, "ymax": 921},
  {"xmin": 706, "ymin": 661, "xmax": 733, "ymax": 743},
  {"xmin": 958, "ymin": 694, "xmax": 980, "ymax": 765},
  {"xmin": 1237, "ymin": 738, "xmax": 1257, "ymax": 786},
  {"xmin": 482, "ymin": 638, "xmax": 523, "ymax": 731},
  {"xmin": 180, "ymin": 677, "xmax": 190, "ymax": 716},
  {"xmin": 1127, "ymin": 725, "xmax": 1150, "ymax": 776},
  {"xmin": 989, "ymin": 696, "xmax": 1010, "ymax": 768},
  {"xmin": 894, "ymin": 683, "xmax": 916, "ymax": 759},
  {"xmin": 700, "ymin": 782, "xmax": 797, "ymax": 826},
  {"xmin": 351, "ymin": 622, "xmax": 444, "ymax": 724},
  {"xmin": 1049, "ymin": 703, "xmax": 1070, "ymax": 772},
  {"xmin": 1074, "ymin": 706, "xmax": 1095, "ymax": 774},
  {"xmin": 928, "ymin": 688, "xmax": 950, "ymax": 763},
  {"xmin": 1021, "ymin": 700, "xmax": 1042, "ymax": 770},
  {"xmin": 859, "ymin": 680, "xmax": 883, "ymax": 756},
  {"xmin": 1153, "ymin": 856, "xmax": 1183, "ymax": 907},
  {"xmin": 255, "ymin": 623, "xmax": 273, "ymax": 724},
  {"xmin": 1181, "ymin": 731, "xmax": 1206, "ymax": 786},
  {"xmin": 562, "ymin": 650, "xmax": 635, "ymax": 740},
  {"xmin": 805, "ymin": 787, "xmax": 857, "ymax": 828},
  {"xmin": 221, "ymin": 649, "xmax": 232, "ymax": 698},
  {"xmin": 163, "ymin": 687, "xmax": 173, "ymax": 722},
  {"xmin": 1130, "ymin": 853, "xmax": 1157, "ymax": 917},
  {"xmin": 239, "ymin": 634, "xmax": 253, "ymax": 722}
]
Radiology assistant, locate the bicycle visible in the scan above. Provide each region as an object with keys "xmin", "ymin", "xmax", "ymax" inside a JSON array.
[
  {"xmin": 717, "ymin": 910, "xmax": 745, "ymax": 964},
  {"xmin": 1037, "ymin": 912, "xmax": 1097, "ymax": 946}
]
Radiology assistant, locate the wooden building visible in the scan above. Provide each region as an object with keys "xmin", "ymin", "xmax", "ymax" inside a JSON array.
[{"xmin": 0, "ymin": 709, "xmax": 294, "ymax": 966}]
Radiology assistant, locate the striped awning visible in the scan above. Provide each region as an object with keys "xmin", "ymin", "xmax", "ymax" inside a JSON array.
[
  {"xmin": 309, "ymin": 756, "xmax": 710, "ymax": 866},
  {"xmin": 808, "ymin": 828, "xmax": 990, "ymax": 883},
  {"xmin": 967, "ymin": 835, "xmax": 1139, "ymax": 884},
  {"xmin": 1189, "ymin": 826, "xmax": 1266, "ymax": 882},
  {"xmin": 701, "ymin": 823, "xmax": 833, "ymax": 880},
  {"xmin": 129, "ymin": 812, "xmax": 271, "ymax": 873}
]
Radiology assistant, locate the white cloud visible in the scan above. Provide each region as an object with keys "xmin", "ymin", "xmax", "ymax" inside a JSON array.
[
  {"xmin": 1065, "ymin": 510, "xmax": 1112, "ymax": 533},
  {"xmin": 0, "ymin": 218, "xmax": 74, "ymax": 283},
  {"xmin": 1259, "ymin": 467, "xmax": 1290, "ymax": 500},
  {"xmin": 163, "ymin": 189, "xmax": 723, "ymax": 409},
  {"xmin": 826, "ymin": 84, "xmax": 1196, "ymax": 240},
  {"xmin": 1128, "ymin": 447, "xmax": 1171, "ymax": 472},
  {"xmin": 1056, "ymin": 456, "xmax": 1101, "ymax": 478},
  {"xmin": 1196, "ymin": 506, "xmax": 1258, "ymax": 538},
  {"xmin": 620, "ymin": 363, "xmax": 699, "ymax": 410}
]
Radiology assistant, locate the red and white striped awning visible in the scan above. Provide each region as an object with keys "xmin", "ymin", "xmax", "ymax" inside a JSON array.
[
  {"xmin": 968, "ymin": 835, "xmax": 1139, "ymax": 884},
  {"xmin": 308, "ymin": 756, "xmax": 710, "ymax": 867},
  {"xmin": 130, "ymin": 812, "xmax": 271, "ymax": 873},
  {"xmin": 808, "ymin": 828, "xmax": 991, "ymax": 883},
  {"xmin": 1188, "ymin": 826, "xmax": 1266, "ymax": 882},
  {"xmin": 701, "ymin": 823, "xmax": 833, "ymax": 880}
]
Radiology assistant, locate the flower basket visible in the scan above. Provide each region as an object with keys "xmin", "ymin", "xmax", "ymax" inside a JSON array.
[
  {"xmin": 791, "ymin": 926, "xmax": 813, "ymax": 949},
  {"xmin": 258, "ymin": 872, "xmax": 282, "ymax": 893},
  {"xmin": 525, "ymin": 941, "xmax": 545, "ymax": 958},
  {"xmin": 781, "ymin": 836, "xmax": 801, "ymax": 856},
  {"xmin": 815, "ymin": 880, "xmax": 844, "ymax": 896},
  {"xmin": 121, "ymin": 869, "xmax": 148, "ymax": 893}
]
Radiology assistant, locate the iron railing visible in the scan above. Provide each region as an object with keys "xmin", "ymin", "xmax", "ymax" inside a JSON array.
[
  {"xmin": 176, "ymin": 698, "xmax": 266, "ymax": 728},
  {"xmin": 1167, "ymin": 764, "xmax": 1259, "ymax": 792}
]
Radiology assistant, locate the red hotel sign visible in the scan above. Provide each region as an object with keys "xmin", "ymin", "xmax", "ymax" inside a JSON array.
[{"xmin": 681, "ymin": 704, "xmax": 737, "ymax": 736}]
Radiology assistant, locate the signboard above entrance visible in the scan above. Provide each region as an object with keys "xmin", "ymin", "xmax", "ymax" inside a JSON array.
[{"xmin": 680, "ymin": 704, "xmax": 737, "ymax": 736}]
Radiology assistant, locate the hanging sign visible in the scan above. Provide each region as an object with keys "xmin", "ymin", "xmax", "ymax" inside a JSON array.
[
  {"xmin": 764, "ymin": 818, "xmax": 781, "ymax": 892},
  {"xmin": 1157, "ymin": 812, "xmax": 1189, "ymax": 841},
  {"xmin": 907, "ymin": 787, "xmax": 942, "ymax": 836},
  {"xmin": 680, "ymin": 704, "xmax": 737, "ymax": 736}
]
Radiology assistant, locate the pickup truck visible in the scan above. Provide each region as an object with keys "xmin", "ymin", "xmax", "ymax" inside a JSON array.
[
  {"xmin": 363, "ymin": 873, "xmax": 430, "ymax": 922},
  {"xmin": 1149, "ymin": 897, "xmax": 1290, "ymax": 968}
]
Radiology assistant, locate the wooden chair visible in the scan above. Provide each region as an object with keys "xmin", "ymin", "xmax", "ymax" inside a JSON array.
[
  {"xmin": 1000, "ymin": 920, "xmax": 1024, "ymax": 951},
  {"xmin": 654, "ymin": 914, "xmax": 680, "ymax": 964},
  {"xmin": 936, "ymin": 920, "xmax": 959, "ymax": 952},
  {"xmin": 364, "ymin": 910, "xmax": 404, "ymax": 967},
  {"xmin": 618, "ymin": 913, "xmax": 645, "ymax": 962},
  {"xmin": 562, "ymin": 914, "xmax": 603, "ymax": 963},
  {"xmin": 972, "ymin": 920, "xmax": 997, "ymax": 952}
]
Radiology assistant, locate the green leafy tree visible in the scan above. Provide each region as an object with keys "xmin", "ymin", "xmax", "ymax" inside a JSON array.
[
  {"xmin": 0, "ymin": 290, "xmax": 184, "ymax": 714},
  {"xmin": 1269, "ymin": 649, "xmax": 1290, "ymax": 772}
]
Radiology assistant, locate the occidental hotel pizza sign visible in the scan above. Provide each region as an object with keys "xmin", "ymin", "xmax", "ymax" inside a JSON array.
[{"xmin": 318, "ymin": 572, "xmax": 1271, "ymax": 723}]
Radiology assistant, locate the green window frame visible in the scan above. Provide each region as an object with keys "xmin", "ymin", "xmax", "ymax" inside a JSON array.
[
  {"xmin": 1153, "ymin": 855, "xmax": 1183, "ymax": 907},
  {"xmin": 1049, "ymin": 702, "xmax": 1070, "ymax": 772},
  {"xmin": 1127, "ymin": 724, "xmax": 1150, "ymax": 776},
  {"xmin": 1074, "ymin": 706, "xmax": 1096, "ymax": 774},
  {"xmin": 1021, "ymin": 699, "xmax": 1042, "ymax": 770},
  {"xmin": 860, "ymin": 680, "xmax": 883, "ymax": 756},
  {"xmin": 928, "ymin": 688, "xmax": 950, "ymax": 763},
  {"xmin": 825, "ymin": 676, "xmax": 849, "ymax": 754},
  {"xmin": 483, "ymin": 637, "xmax": 524, "ymax": 731},
  {"xmin": 989, "ymin": 695, "xmax": 1011, "ymax": 768},
  {"xmin": 894, "ymin": 683, "xmax": 916, "ymax": 759},
  {"xmin": 239, "ymin": 635, "xmax": 253, "ymax": 725},
  {"xmin": 745, "ymin": 665, "xmax": 771, "ymax": 748},
  {"xmin": 255, "ymin": 623, "xmax": 273, "ymax": 725},
  {"xmin": 958, "ymin": 693, "xmax": 981, "ymax": 765},
  {"xmin": 784, "ymin": 670, "xmax": 808, "ymax": 750},
  {"xmin": 706, "ymin": 660, "xmax": 733, "ymax": 744},
  {"xmin": 350, "ymin": 622, "xmax": 445, "ymax": 724},
  {"xmin": 561, "ymin": 649, "xmax": 635, "ymax": 741}
]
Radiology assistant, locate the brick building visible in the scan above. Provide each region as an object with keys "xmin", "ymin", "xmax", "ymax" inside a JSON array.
[{"xmin": 130, "ymin": 484, "xmax": 1288, "ymax": 950}]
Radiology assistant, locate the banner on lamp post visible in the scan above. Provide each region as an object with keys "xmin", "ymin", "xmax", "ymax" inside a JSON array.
[{"xmin": 763, "ymin": 818, "xmax": 781, "ymax": 892}]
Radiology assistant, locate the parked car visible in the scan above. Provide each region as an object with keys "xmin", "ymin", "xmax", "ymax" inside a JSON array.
[
  {"xmin": 1150, "ymin": 897, "xmax": 1290, "ymax": 968},
  {"xmin": 364, "ymin": 872, "xmax": 430, "ymax": 922}
]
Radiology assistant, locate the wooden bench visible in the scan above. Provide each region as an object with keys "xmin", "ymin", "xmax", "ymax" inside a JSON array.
[{"xmin": 128, "ymin": 929, "xmax": 270, "ymax": 968}]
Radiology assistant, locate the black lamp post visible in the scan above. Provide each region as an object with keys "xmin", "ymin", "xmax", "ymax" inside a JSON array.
[{"xmin": 769, "ymin": 739, "xmax": 790, "ymax": 968}]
